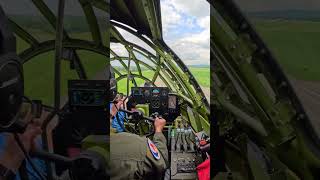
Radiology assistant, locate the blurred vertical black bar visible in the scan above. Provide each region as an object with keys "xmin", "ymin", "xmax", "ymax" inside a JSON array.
[
  {"xmin": 106, "ymin": 0, "xmax": 111, "ymax": 179},
  {"xmin": 50, "ymin": 0, "xmax": 65, "ymax": 179},
  {"xmin": 106, "ymin": 0, "xmax": 110, "ymax": 127},
  {"xmin": 210, "ymin": 0, "xmax": 226, "ymax": 178},
  {"xmin": 54, "ymin": 0, "xmax": 65, "ymax": 110}
]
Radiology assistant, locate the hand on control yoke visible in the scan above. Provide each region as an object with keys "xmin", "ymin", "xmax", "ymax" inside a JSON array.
[{"xmin": 154, "ymin": 116, "xmax": 166, "ymax": 133}]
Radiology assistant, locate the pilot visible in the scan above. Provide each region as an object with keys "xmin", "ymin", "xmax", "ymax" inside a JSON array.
[
  {"xmin": 143, "ymin": 81, "xmax": 153, "ymax": 87},
  {"xmin": 109, "ymin": 71, "xmax": 169, "ymax": 180},
  {"xmin": 0, "ymin": 104, "xmax": 45, "ymax": 180},
  {"xmin": 110, "ymin": 94, "xmax": 126, "ymax": 133}
]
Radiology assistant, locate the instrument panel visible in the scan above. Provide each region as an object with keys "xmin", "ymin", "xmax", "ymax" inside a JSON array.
[
  {"xmin": 66, "ymin": 80, "xmax": 108, "ymax": 135},
  {"xmin": 129, "ymin": 87, "xmax": 179, "ymax": 122},
  {"xmin": 68, "ymin": 80, "xmax": 107, "ymax": 107},
  {"xmin": 70, "ymin": 90, "xmax": 105, "ymax": 106}
]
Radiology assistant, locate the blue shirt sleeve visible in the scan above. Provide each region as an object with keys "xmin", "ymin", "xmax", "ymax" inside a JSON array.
[
  {"xmin": 0, "ymin": 134, "xmax": 47, "ymax": 180},
  {"xmin": 111, "ymin": 111, "xmax": 126, "ymax": 133},
  {"xmin": 17, "ymin": 136, "xmax": 47, "ymax": 180}
]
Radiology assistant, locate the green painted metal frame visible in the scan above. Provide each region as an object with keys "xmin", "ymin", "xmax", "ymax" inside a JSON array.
[
  {"xmin": 211, "ymin": 1, "xmax": 320, "ymax": 179},
  {"xmin": 80, "ymin": 0, "xmax": 103, "ymax": 45},
  {"xmin": 110, "ymin": 20, "xmax": 210, "ymax": 134},
  {"xmin": 141, "ymin": 0, "xmax": 162, "ymax": 40}
]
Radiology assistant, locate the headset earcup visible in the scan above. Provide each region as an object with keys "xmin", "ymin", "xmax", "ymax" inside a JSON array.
[
  {"xmin": 0, "ymin": 6, "xmax": 24, "ymax": 131},
  {"xmin": 110, "ymin": 68, "xmax": 117, "ymax": 101},
  {"xmin": 0, "ymin": 54, "xmax": 24, "ymax": 129}
]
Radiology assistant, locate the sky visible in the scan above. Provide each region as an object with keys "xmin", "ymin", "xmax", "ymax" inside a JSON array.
[
  {"xmin": 110, "ymin": 0, "xmax": 210, "ymax": 66},
  {"xmin": 160, "ymin": 0, "xmax": 210, "ymax": 65}
]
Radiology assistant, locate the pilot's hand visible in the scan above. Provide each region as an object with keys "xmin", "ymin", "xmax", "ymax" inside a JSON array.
[
  {"xmin": 154, "ymin": 117, "xmax": 166, "ymax": 133},
  {"xmin": 0, "ymin": 107, "xmax": 42, "ymax": 172}
]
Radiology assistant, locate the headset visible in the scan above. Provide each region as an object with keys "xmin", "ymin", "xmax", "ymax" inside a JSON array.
[
  {"xmin": 0, "ymin": 7, "xmax": 26, "ymax": 133},
  {"xmin": 106, "ymin": 65, "xmax": 117, "ymax": 102}
]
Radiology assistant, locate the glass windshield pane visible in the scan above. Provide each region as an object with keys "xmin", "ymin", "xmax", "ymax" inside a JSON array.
[
  {"xmin": 23, "ymin": 51, "xmax": 54, "ymax": 106},
  {"xmin": 0, "ymin": 0, "xmax": 55, "ymax": 42},
  {"xmin": 94, "ymin": 7, "xmax": 108, "ymax": 46},
  {"xmin": 160, "ymin": 0, "xmax": 210, "ymax": 99},
  {"xmin": 63, "ymin": 0, "xmax": 91, "ymax": 41}
]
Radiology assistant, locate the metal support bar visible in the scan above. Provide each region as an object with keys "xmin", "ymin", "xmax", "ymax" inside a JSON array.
[
  {"xmin": 110, "ymin": 56, "xmax": 171, "ymax": 88},
  {"xmin": 80, "ymin": 0, "xmax": 103, "ymax": 45},
  {"xmin": 8, "ymin": 19, "xmax": 39, "ymax": 46},
  {"xmin": 110, "ymin": 26, "xmax": 143, "ymax": 77},
  {"xmin": 152, "ymin": 54, "xmax": 161, "ymax": 83},
  {"xmin": 54, "ymin": 0, "xmax": 65, "ymax": 133},
  {"xmin": 90, "ymin": 0, "xmax": 109, "ymax": 12},
  {"xmin": 110, "ymin": 49, "xmax": 137, "ymax": 86},
  {"xmin": 20, "ymin": 39, "xmax": 109, "ymax": 63},
  {"xmin": 116, "ymin": 74, "xmax": 155, "ymax": 87},
  {"xmin": 73, "ymin": 52, "xmax": 88, "ymax": 79},
  {"xmin": 141, "ymin": 0, "xmax": 162, "ymax": 40},
  {"xmin": 32, "ymin": 0, "xmax": 89, "ymax": 80}
]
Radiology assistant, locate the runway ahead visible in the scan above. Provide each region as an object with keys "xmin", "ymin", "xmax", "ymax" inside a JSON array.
[{"xmin": 289, "ymin": 78, "xmax": 320, "ymax": 138}]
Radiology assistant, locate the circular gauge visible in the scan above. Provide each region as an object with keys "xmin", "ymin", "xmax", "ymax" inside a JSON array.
[
  {"xmin": 133, "ymin": 89, "xmax": 141, "ymax": 96},
  {"xmin": 155, "ymin": 101, "xmax": 160, "ymax": 108},
  {"xmin": 144, "ymin": 89, "xmax": 151, "ymax": 97},
  {"xmin": 152, "ymin": 100, "xmax": 160, "ymax": 108},
  {"xmin": 79, "ymin": 92, "xmax": 95, "ymax": 105},
  {"xmin": 162, "ymin": 101, "xmax": 167, "ymax": 107},
  {"xmin": 152, "ymin": 89, "xmax": 160, "ymax": 97},
  {"xmin": 161, "ymin": 90, "xmax": 168, "ymax": 96}
]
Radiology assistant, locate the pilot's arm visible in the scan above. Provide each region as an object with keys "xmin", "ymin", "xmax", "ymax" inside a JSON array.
[
  {"xmin": 110, "ymin": 98, "xmax": 123, "ymax": 119},
  {"xmin": 110, "ymin": 117, "xmax": 168, "ymax": 180},
  {"xmin": 0, "ymin": 106, "xmax": 45, "ymax": 180},
  {"xmin": 143, "ymin": 117, "xmax": 169, "ymax": 180}
]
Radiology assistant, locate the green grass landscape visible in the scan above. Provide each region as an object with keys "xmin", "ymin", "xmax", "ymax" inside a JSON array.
[
  {"xmin": 18, "ymin": 32, "xmax": 107, "ymax": 105},
  {"xmin": 115, "ymin": 67, "xmax": 210, "ymax": 94},
  {"xmin": 253, "ymin": 19, "xmax": 320, "ymax": 81}
]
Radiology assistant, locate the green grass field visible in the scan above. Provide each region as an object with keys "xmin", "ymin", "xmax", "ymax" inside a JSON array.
[
  {"xmin": 115, "ymin": 70, "xmax": 154, "ymax": 94},
  {"xmin": 189, "ymin": 67, "xmax": 210, "ymax": 87},
  {"xmin": 254, "ymin": 19, "xmax": 320, "ymax": 81},
  {"xmin": 19, "ymin": 33, "xmax": 107, "ymax": 105},
  {"xmin": 116, "ymin": 67, "xmax": 210, "ymax": 94}
]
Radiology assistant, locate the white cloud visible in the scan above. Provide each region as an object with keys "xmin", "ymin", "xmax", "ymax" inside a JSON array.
[
  {"xmin": 170, "ymin": 0, "xmax": 210, "ymax": 18},
  {"xmin": 170, "ymin": 30, "xmax": 210, "ymax": 65},
  {"xmin": 161, "ymin": 0, "xmax": 209, "ymax": 33},
  {"xmin": 199, "ymin": 16, "xmax": 210, "ymax": 29},
  {"xmin": 161, "ymin": 0, "xmax": 210, "ymax": 65},
  {"xmin": 111, "ymin": 0, "xmax": 210, "ymax": 66},
  {"xmin": 110, "ymin": 43, "xmax": 127, "ymax": 57},
  {"xmin": 161, "ymin": 0, "xmax": 182, "ymax": 32}
]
